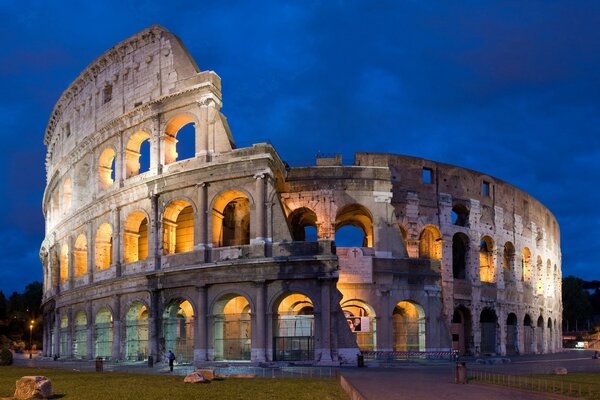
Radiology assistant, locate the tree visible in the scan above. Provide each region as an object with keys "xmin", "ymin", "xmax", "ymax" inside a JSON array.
[
  {"xmin": 0, "ymin": 291, "xmax": 7, "ymax": 320},
  {"xmin": 562, "ymin": 276, "xmax": 592, "ymax": 331}
]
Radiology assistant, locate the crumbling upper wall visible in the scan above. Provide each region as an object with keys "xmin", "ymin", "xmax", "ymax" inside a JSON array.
[{"xmin": 43, "ymin": 25, "xmax": 214, "ymax": 173}]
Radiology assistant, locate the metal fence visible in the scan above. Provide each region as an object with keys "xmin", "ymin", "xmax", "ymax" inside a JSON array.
[
  {"xmin": 468, "ymin": 369, "xmax": 600, "ymax": 399},
  {"xmin": 362, "ymin": 350, "xmax": 457, "ymax": 362}
]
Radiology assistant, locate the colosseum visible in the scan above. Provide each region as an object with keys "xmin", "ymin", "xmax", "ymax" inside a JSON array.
[{"xmin": 40, "ymin": 25, "xmax": 562, "ymax": 366}]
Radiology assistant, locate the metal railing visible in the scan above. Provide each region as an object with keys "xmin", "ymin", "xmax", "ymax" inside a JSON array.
[
  {"xmin": 362, "ymin": 350, "xmax": 457, "ymax": 362},
  {"xmin": 468, "ymin": 369, "xmax": 600, "ymax": 399}
]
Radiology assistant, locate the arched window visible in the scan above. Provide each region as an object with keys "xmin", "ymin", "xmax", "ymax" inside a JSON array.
[
  {"xmin": 393, "ymin": 301, "xmax": 425, "ymax": 352},
  {"xmin": 73, "ymin": 234, "xmax": 87, "ymax": 278},
  {"xmin": 125, "ymin": 131, "xmax": 151, "ymax": 178},
  {"xmin": 451, "ymin": 204, "xmax": 469, "ymax": 227},
  {"xmin": 95, "ymin": 307, "xmax": 113, "ymax": 359},
  {"xmin": 522, "ymin": 247, "xmax": 532, "ymax": 283},
  {"xmin": 274, "ymin": 293, "xmax": 314, "ymax": 361},
  {"xmin": 523, "ymin": 314, "xmax": 534, "ymax": 354},
  {"xmin": 288, "ymin": 207, "xmax": 318, "ymax": 241},
  {"xmin": 479, "ymin": 236, "xmax": 495, "ymax": 283},
  {"xmin": 480, "ymin": 308, "xmax": 498, "ymax": 354},
  {"xmin": 502, "ymin": 242, "xmax": 515, "ymax": 283},
  {"xmin": 73, "ymin": 311, "xmax": 88, "ymax": 359},
  {"xmin": 95, "ymin": 223, "xmax": 113, "ymax": 270},
  {"xmin": 60, "ymin": 243, "xmax": 69, "ymax": 283},
  {"xmin": 124, "ymin": 211, "xmax": 149, "ymax": 263},
  {"xmin": 452, "ymin": 233, "xmax": 469, "ymax": 279},
  {"xmin": 163, "ymin": 200, "xmax": 194, "ymax": 254},
  {"xmin": 212, "ymin": 191, "xmax": 250, "ymax": 247},
  {"xmin": 213, "ymin": 295, "xmax": 251, "ymax": 361},
  {"xmin": 62, "ymin": 178, "xmax": 72, "ymax": 214},
  {"xmin": 335, "ymin": 204, "xmax": 373, "ymax": 247},
  {"xmin": 164, "ymin": 114, "xmax": 196, "ymax": 164},
  {"xmin": 125, "ymin": 302, "xmax": 148, "ymax": 361},
  {"xmin": 418, "ymin": 226, "xmax": 442, "ymax": 260},
  {"xmin": 506, "ymin": 313, "xmax": 518, "ymax": 355},
  {"xmin": 342, "ymin": 299, "xmax": 376, "ymax": 351},
  {"xmin": 98, "ymin": 147, "xmax": 116, "ymax": 189},
  {"xmin": 163, "ymin": 300, "xmax": 194, "ymax": 363}
]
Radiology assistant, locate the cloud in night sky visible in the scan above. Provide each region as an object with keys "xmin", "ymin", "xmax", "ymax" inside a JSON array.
[{"xmin": 0, "ymin": 0, "xmax": 599, "ymax": 293}]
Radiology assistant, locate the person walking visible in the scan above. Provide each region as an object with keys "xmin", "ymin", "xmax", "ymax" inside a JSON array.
[{"xmin": 167, "ymin": 350, "xmax": 176, "ymax": 372}]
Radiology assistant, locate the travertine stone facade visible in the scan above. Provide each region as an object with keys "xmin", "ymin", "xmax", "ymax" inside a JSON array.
[{"xmin": 40, "ymin": 26, "xmax": 561, "ymax": 365}]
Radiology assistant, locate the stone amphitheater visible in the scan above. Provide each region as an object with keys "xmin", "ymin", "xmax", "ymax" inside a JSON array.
[{"xmin": 40, "ymin": 25, "xmax": 562, "ymax": 366}]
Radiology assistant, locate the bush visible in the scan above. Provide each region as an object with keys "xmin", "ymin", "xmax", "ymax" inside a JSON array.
[{"xmin": 0, "ymin": 348, "xmax": 13, "ymax": 366}]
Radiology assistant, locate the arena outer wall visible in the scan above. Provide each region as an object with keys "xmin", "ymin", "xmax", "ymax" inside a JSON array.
[{"xmin": 40, "ymin": 26, "xmax": 562, "ymax": 366}]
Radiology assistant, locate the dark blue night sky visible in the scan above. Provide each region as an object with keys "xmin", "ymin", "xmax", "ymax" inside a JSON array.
[{"xmin": 0, "ymin": 1, "xmax": 598, "ymax": 294}]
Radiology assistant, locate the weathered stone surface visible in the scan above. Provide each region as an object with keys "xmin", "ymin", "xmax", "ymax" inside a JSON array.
[
  {"xmin": 184, "ymin": 372, "xmax": 206, "ymax": 383},
  {"xmin": 14, "ymin": 376, "xmax": 52, "ymax": 399},
  {"xmin": 195, "ymin": 369, "xmax": 215, "ymax": 380},
  {"xmin": 554, "ymin": 367, "xmax": 568, "ymax": 375}
]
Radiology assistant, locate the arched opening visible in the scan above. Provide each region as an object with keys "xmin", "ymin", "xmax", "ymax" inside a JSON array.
[
  {"xmin": 451, "ymin": 204, "xmax": 469, "ymax": 227},
  {"xmin": 480, "ymin": 308, "xmax": 497, "ymax": 354},
  {"xmin": 506, "ymin": 313, "xmax": 518, "ymax": 355},
  {"xmin": 274, "ymin": 293, "xmax": 314, "ymax": 361},
  {"xmin": 335, "ymin": 204, "xmax": 373, "ymax": 247},
  {"xmin": 288, "ymin": 207, "xmax": 318, "ymax": 241},
  {"xmin": 212, "ymin": 191, "xmax": 250, "ymax": 247},
  {"xmin": 125, "ymin": 302, "xmax": 148, "ymax": 361},
  {"xmin": 502, "ymin": 242, "xmax": 515, "ymax": 283},
  {"xmin": 98, "ymin": 147, "xmax": 116, "ymax": 189},
  {"xmin": 536, "ymin": 256, "xmax": 544, "ymax": 295},
  {"xmin": 479, "ymin": 236, "xmax": 495, "ymax": 283},
  {"xmin": 124, "ymin": 211, "xmax": 149, "ymax": 263},
  {"xmin": 392, "ymin": 301, "xmax": 425, "ymax": 351},
  {"xmin": 163, "ymin": 200, "xmax": 194, "ymax": 254},
  {"xmin": 163, "ymin": 300, "xmax": 194, "ymax": 364},
  {"xmin": 125, "ymin": 130, "xmax": 151, "ymax": 178},
  {"xmin": 522, "ymin": 247, "xmax": 532, "ymax": 283},
  {"xmin": 59, "ymin": 314, "xmax": 69, "ymax": 357},
  {"xmin": 62, "ymin": 178, "xmax": 72, "ymax": 213},
  {"xmin": 95, "ymin": 224, "xmax": 113, "ymax": 270},
  {"xmin": 73, "ymin": 311, "xmax": 88, "ymax": 359},
  {"xmin": 451, "ymin": 306, "xmax": 472, "ymax": 356},
  {"xmin": 73, "ymin": 234, "xmax": 87, "ymax": 278},
  {"xmin": 536, "ymin": 315, "xmax": 544, "ymax": 353},
  {"xmin": 213, "ymin": 295, "xmax": 251, "ymax": 361},
  {"xmin": 60, "ymin": 244, "xmax": 69, "ymax": 283},
  {"xmin": 452, "ymin": 233, "xmax": 469, "ymax": 279},
  {"xmin": 164, "ymin": 114, "xmax": 196, "ymax": 164},
  {"xmin": 523, "ymin": 314, "xmax": 534, "ymax": 354},
  {"xmin": 341, "ymin": 299, "xmax": 376, "ymax": 351},
  {"xmin": 418, "ymin": 225, "xmax": 442, "ymax": 260},
  {"xmin": 95, "ymin": 307, "xmax": 113, "ymax": 359}
]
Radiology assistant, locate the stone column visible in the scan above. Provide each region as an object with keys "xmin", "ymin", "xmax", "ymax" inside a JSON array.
[
  {"xmin": 498, "ymin": 309, "xmax": 506, "ymax": 356},
  {"xmin": 53, "ymin": 310, "xmax": 60, "ymax": 358},
  {"xmin": 67, "ymin": 236, "xmax": 75, "ymax": 290},
  {"xmin": 112, "ymin": 295, "xmax": 121, "ymax": 360},
  {"xmin": 67, "ymin": 308, "xmax": 74, "ymax": 358},
  {"xmin": 196, "ymin": 183, "xmax": 208, "ymax": 261},
  {"xmin": 317, "ymin": 279, "xmax": 333, "ymax": 364},
  {"xmin": 377, "ymin": 290, "xmax": 392, "ymax": 351},
  {"xmin": 253, "ymin": 173, "xmax": 266, "ymax": 242},
  {"xmin": 87, "ymin": 302, "xmax": 94, "ymax": 359},
  {"xmin": 87, "ymin": 224, "xmax": 95, "ymax": 283},
  {"xmin": 112, "ymin": 207, "xmax": 122, "ymax": 277},
  {"xmin": 151, "ymin": 194, "xmax": 161, "ymax": 270},
  {"xmin": 148, "ymin": 290, "xmax": 160, "ymax": 362},
  {"xmin": 253, "ymin": 281, "xmax": 266, "ymax": 362},
  {"xmin": 194, "ymin": 286, "xmax": 208, "ymax": 363}
]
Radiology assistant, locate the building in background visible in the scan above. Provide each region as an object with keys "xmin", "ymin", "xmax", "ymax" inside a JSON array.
[{"xmin": 40, "ymin": 26, "xmax": 562, "ymax": 365}]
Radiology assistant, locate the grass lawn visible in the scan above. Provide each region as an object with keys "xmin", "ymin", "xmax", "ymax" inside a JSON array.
[{"xmin": 0, "ymin": 367, "xmax": 347, "ymax": 400}]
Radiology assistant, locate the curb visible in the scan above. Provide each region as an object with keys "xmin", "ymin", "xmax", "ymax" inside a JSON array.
[{"xmin": 336, "ymin": 371, "xmax": 367, "ymax": 400}]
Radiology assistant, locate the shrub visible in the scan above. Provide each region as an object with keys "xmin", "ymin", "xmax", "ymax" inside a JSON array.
[{"xmin": 0, "ymin": 347, "xmax": 13, "ymax": 366}]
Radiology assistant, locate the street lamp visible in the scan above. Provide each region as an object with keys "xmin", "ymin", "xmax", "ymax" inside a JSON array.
[{"xmin": 29, "ymin": 320, "xmax": 34, "ymax": 359}]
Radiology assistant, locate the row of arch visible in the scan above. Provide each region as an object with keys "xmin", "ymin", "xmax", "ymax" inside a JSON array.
[
  {"xmin": 48, "ymin": 113, "xmax": 198, "ymax": 224},
  {"xmin": 452, "ymin": 306, "xmax": 559, "ymax": 355},
  {"xmin": 49, "ymin": 293, "xmax": 427, "ymax": 361}
]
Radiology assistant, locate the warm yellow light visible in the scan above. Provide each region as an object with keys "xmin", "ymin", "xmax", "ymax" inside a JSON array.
[{"xmin": 30, "ymin": 320, "xmax": 34, "ymax": 324}]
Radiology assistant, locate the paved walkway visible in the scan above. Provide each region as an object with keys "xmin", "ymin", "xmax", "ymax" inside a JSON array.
[{"xmin": 340, "ymin": 365, "xmax": 570, "ymax": 400}]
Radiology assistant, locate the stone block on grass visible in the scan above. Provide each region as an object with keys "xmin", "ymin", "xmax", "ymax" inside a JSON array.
[{"xmin": 14, "ymin": 376, "xmax": 52, "ymax": 399}]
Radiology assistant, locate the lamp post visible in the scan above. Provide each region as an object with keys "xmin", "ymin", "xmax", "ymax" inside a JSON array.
[{"xmin": 29, "ymin": 320, "xmax": 34, "ymax": 359}]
